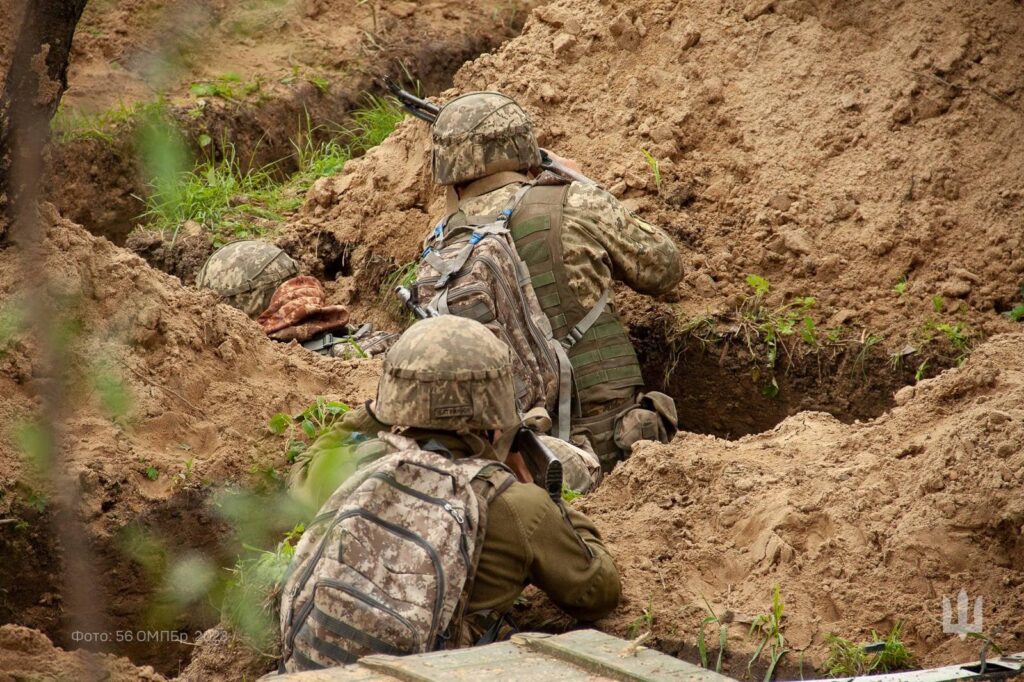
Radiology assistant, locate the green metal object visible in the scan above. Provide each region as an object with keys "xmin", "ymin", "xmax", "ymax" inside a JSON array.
[
  {"xmin": 269, "ymin": 629, "xmax": 735, "ymax": 681},
  {"xmin": 266, "ymin": 630, "xmax": 1024, "ymax": 682}
]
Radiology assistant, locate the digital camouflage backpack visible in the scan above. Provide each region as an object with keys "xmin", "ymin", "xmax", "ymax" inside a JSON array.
[
  {"xmin": 411, "ymin": 182, "xmax": 577, "ymax": 438},
  {"xmin": 279, "ymin": 433, "xmax": 514, "ymax": 671}
]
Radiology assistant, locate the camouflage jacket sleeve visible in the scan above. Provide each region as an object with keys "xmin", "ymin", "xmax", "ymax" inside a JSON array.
[
  {"xmin": 471, "ymin": 480, "xmax": 620, "ymax": 622},
  {"xmin": 562, "ymin": 183, "xmax": 683, "ymax": 297}
]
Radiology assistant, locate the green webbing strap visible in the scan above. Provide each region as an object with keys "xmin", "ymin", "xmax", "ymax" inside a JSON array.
[
  {"xmin": 561, "ymin": 289, "xmax": 610, "ymax": 349},
  {"xmin": 576, "ymin": 364, "xmax": 644, "ymax": 390}
]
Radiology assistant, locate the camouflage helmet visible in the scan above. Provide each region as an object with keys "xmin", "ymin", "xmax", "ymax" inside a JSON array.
[
  {"xmin": 374, "ymin": 316, "xmax": 519, "ymax": 432},
  {"xmin": 431, "ymin": 92, "xmax": 542, "ymax": 186},
  {"xmin": 196, "ymin": 240, "xmax": 299, "ymax": 318}
]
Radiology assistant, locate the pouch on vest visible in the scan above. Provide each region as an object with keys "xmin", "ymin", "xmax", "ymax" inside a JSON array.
[{"xmin": 612, "ymin": 391, "xmax": 679, "ymax": 454}]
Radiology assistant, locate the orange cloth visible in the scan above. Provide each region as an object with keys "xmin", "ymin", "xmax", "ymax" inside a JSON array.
[{"xmin": 258, "ymin": 276, "xmax": 349, "ymax": 341}]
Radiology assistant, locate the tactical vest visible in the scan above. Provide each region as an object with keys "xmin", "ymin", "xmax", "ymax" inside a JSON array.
[{"xmin": 506, "ymin": 183, "xmax": 644, "ymax": 459}]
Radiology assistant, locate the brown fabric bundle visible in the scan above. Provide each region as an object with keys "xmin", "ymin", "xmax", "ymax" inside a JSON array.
[{"xmin": 258, "ymin": 276, "xmax": 349, "ymax": 342}]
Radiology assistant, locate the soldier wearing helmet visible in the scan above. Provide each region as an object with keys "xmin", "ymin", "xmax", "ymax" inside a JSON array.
[
  {"xmin": 196, "ymin": 240, "xmax": 299, "ymax": 317},
  {"xmin": 335, "ymin": 316, "xmax": 620, "ymax": 644},
  {"xmin": 430, "ymin": 92, "xmax": 683, "ymax": 472}
]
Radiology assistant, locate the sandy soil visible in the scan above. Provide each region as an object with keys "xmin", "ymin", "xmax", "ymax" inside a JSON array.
[
  {"xmin": 584, "ymin": 331, "xmax": 1024, "ymax": 668},
  {"xmin": 2, "ymin": 0, "xmax": 1024, "ymax": 678},
  {"xmin": 0, "ymin": 208, "xmax": 381, "ymax": 672}
]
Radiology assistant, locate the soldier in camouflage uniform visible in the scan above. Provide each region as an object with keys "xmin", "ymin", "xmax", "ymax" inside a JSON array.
[
  {"xmin": 336, "ymin": 316, "xmax": 620, "ymax": 645},
  {"xmin": 196, "ymin": 239, "xmax": 299, "ymax": 317},
  {"xmin": 429, "ymin": 92, "xmax": 682, "ymax": 470}
]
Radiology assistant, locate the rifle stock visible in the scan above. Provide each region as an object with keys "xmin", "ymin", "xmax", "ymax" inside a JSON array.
[{"xmin": 514, "ymin": 428, "xmax": 563, "ymax": 503}]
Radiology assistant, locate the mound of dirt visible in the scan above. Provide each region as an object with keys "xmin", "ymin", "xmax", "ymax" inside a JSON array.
[
  {"xmin": 583, "ymin": 332, "xmax": 1024, "ymax": 669},
  {"xmin": 0, "ymin": 624, "xmax": 163, "ymax": 682},
  {"xmin": 278, "ymin": 0, "xmax": 1024, "ymax": 670},
  {"xmin": 288, "ymin": 0, "xmax": 1024, "ymax": 352},
  {"xmin": 0, "ymin": 206, "xmax": 380, "ymax": 671}
]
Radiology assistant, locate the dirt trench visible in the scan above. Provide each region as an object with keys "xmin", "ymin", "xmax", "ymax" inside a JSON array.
[
  {"xmin": 44, "ymin": 0, "xmax": 534, "ymax": 247},
  {"xmin": 1, "ymin": 3, "xmax": 541, "ymax": 678}
]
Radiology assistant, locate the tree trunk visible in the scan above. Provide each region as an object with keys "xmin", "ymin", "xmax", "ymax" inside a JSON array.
[{"xmin": 0, "ymin": 0, "xmax": 89, "ymax": 239}]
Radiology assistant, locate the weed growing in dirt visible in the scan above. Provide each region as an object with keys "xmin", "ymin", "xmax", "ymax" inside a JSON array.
[
  {"xmin": 145, "ymin": 466, "xmax": 159, "ymax": 480},
  {"xmin": 893, "ymin": 276, "xmax": 909, "ymax": 297},
  {"xmin": 189, "ymin": 73, "xmax": 262, "ymax": 102},
  {"xmin": 380, "ymin": 260, "xmax": 419, "ymax": 321},
  {"xmin": 913, "ymin": 319, "xmax": 976, "ymax": 366},
  {"xmin": 291, "ymin": 114, "xmax": 352, "ymax": 188},
  {"xmin": 143, "ymin": 145, "xmax": 300, "ymax": 243},
  {"xmin": 931, "ymin": 295, "xmax": 945, "ymax": 313},
  {"xmin": 852, "ymin": 333, "xmax": 883, "ymax": 378},
  {"xmin": 1005, "ymin": 285, "xmax": 1024, "ymax": 321},
  {"xmin": 627, "ymin": 599, "xmax": 655, "ymax": 638},
  {"xmin": 350, "ymin": 94, "xmax": 405, "ymax": 150},
  {"xmin": 140, "ymin": 96, "xmax": 403, "ymax": 241},
  {"xmin": 641, "ymin": 148, "xmax": 662, "ymax": 193},
  {"xmin": 748, "ymin": 585, "xmax": 787, "ymax": 682},
  {"xmin": 269, "ymin": 398, "xmax": 350, "ymax": 463},
  {"xmin": 825, "ymin": 622, "xmax": 915, "ymax": 676},
  {"xmin": 738, "ymin": 274, "xmax": 817, "ymax": 368},
  {"xmin": 221, "ymin": 522, "xmax": 305, "ymax": 651},
  {"xmin": 51, "ymin": 99, "xmax": 167, "ymax": 144},
  {"xmin": 697, "ymin": 597, "xmax": 728, "ymax": 673}
]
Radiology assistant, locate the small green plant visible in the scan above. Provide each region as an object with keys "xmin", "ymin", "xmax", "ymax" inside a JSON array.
[
  {"xmin": 1004, "ymin": 285, "xmax": 1024, "ymax": 321},
  {"xmin": 825, "ymin": 327, "xmax": 844, "ymax": 343},
  {"xmin": 931, "ymin": 295, "xmax": 945, "ymax": 313},
  {"xmin": 189, "ymin": 73, "xmax": 261, "ymax": 101},
  {"xmin": 893, "ymin": 277, "xmax": 909, "ymax": 297},
  {"xmin": 914, "ymin": 359, "xmax": 929, "ymax": 381},
  {"xmin": 627, "ymin": 598, "xmax": 655, "ymax": 638},
  {"xmin": 174, "ymin": 457, "xmax": 197, "ymax": 486},
  {"xmin": 919, "ymin": 320, "xmax": 975, "ymax": 365},
  {"xmin": 380, "ymin": 260, "xmax": 419, "ymax": 321},
  {"xmin": 221, "ymin": 522, "xmax": 305, "ymax": 649},
  {"xmin": 26, "ymin": 490, "xmax": 47, "ymax": 513},
  {"xmin": 561, "ymin": 484, "xmax": 583, "ymax": 503},
  {"xmin": 268, "ymin": 398, "xmax": 350, "ymax": 463},
  {"xmin": 748, "ymin": 585, "xmax": 787, "ymax": 682},
  {"xmin": 825, "ymin": 623, "xmax": 915, "ymax": 676},
  {"xmin": 697, "ymin": 597, "xmax": 728, "ymax": 673},
  {"xmin": 307, "ymin": 76, "xmax": 331, "ymax": 93},
  {"xmin": 349, "ymin": 94, "xmax": 404, "ymax": 150},
  {"xmin": 145, "ymin": 466, "xmax": 160, "ymax": 481},
  {"xmin": 641, "ymin": 148, "xmax": 662, "ymax": 193},
  {"xmin": 852, "ymin": 333, "xmax": 883, "ymax": 378},
  {"xmin": 739, "ymin": 275, "xmax": 817, "ymax": 366}
]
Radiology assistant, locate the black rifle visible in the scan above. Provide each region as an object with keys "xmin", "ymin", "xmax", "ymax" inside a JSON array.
[
  {"xmin": 383, "ymin": 76, "xmax": 598, "ymax": 187},
  {"xmin": 396, "ymin": 286, "xmax": 564, "ymax": 502}
]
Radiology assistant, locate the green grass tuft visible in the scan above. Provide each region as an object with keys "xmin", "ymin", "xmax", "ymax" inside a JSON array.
[{"xmin": 825, "ymin": 623, "xmax": 915, "ymax": 677}]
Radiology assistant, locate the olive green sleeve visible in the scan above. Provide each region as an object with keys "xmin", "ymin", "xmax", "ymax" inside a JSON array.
[
  {"xmin": 529, "ymin": 502, "xmax": 621, "ymax": 621},
  {"xmin": 508, "ymin": 484, "xmax": 620, "ymax": 621},
  {"xmin": 563, "ymin": 183, "xmax": 683, "ymax": 296}
]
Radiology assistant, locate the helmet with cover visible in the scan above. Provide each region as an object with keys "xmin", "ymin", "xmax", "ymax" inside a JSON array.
[
  {"xmin": 196, "ymin": 240, "xmax": 299, "ymax": 317},
  {"xmin": 431, "ymin": 92, "xmax": 542, "ymax": 186},
  {"xmin": 374, "ymin": 316, "xmax": 519, "ymax": 432}
]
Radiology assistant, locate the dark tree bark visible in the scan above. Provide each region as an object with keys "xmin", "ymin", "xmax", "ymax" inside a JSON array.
[{"xmin": 0, "ymin": 0, "xmax": 89, "ymax": 238}]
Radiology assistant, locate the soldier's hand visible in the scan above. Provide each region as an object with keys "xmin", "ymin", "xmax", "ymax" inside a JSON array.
[{"xmin": 505, "ymin": 451, "xmax": 534, "ymax": 484}]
